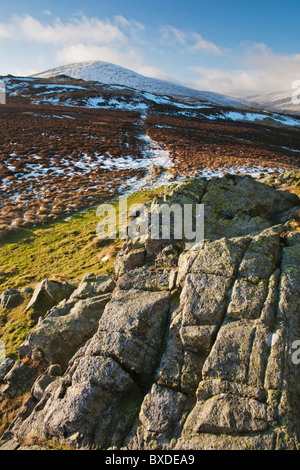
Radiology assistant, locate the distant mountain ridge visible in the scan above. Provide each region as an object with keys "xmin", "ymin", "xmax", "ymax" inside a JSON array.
[
  {"xmin": 243, "ymin": 90, "xmax": 300, "ymax": 115},
  {"xmin": 32, "ymin": 60, "xmax": 245, "ymax": 108}
]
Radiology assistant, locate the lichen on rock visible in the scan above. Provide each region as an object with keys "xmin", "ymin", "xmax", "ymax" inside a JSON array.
[{"xmin": 1, "ymin": 174, "xmax": 300, "ymax": 450}]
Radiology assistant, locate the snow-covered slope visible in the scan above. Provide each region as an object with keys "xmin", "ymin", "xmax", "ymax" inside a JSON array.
[
  {"xmin": 32, "ymin": 61, "xmax": 244, "ymax": 108},
  {"xmin": 244, "ymin": 90, "xmax": 300, "ymax": 115},
  {"xmin": 3, "ymin": 75, "xmax": 299, "ymax": 128}
]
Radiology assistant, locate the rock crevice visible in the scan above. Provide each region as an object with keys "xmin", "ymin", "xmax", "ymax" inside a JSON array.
[{"xmin": 1, "ymin": 174, "xmax": 300, "ymax": 450}]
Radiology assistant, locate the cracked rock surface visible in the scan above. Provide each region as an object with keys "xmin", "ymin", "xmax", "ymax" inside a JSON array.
[{"xmin": 1, "ymin": 174, "xmax": 300, "ymax": 450}]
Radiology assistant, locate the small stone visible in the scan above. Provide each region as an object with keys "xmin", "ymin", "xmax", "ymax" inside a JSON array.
[
  {"xmin": 0, "ymin": 358, "xmax": 15, "ymax": 382},
  {"xmin": 0, "ymin": 289, "xmax": 23, "ymax": 309}
]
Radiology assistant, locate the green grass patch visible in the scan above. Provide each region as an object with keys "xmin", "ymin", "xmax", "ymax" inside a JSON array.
[
  {"xmin": 0, "ymin": 187, "xmax": 162, "ymax": 292},
  {"xmin": 0, "ymin": 293, "xmax": 34, "ymax": 359},
  {"xmin": 0, "ymin": 187, "xmax": 162, "ymax": 357}
]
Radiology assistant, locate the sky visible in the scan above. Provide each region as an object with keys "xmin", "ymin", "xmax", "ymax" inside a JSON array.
[{"xmin": 0, "ymin": 0, "xmax": 299, "ymax": 97}]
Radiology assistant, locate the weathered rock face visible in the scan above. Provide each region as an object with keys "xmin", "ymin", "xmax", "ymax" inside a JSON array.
[
  {"xmin": 0, "ymin": 361, "xmax": 39, "ymax": 399},
  {"xmin": 18, "ymin": 275, "xmax": 115, "ymax": 368},
  {"xmin": 1, "ymin": 174, "xmax": 300, "ymax": 450},
  {"xmin": 25, "ymin": 279, "xmax": 75, "ymax": 318},
  {"xmin": 0, "ymin": 289, "xmax": 23, "ymax": 309}
]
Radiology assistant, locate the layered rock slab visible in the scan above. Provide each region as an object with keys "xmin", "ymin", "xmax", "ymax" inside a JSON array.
[
  {"xmin": 1, "ymin": 175, "xmax": 300, "ymax": 450},
  {"xmin": 11, "ymin": 270, "xmax": 173, "ymax": 449}
]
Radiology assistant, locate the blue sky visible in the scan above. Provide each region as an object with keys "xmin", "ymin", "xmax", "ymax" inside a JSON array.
[{"xmin": 0, "ymin": 0, "xmax": 299, "ymax": 96}]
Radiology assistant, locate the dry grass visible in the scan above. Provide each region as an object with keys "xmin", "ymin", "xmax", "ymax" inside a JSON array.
[
  {"xmin": 1, "ymin": 96, "xmax": 299, "ymax": 235},
  {"xmin": 0, "ymin": 392, "xmax": 30, "ymax": 437},
  {"xmin": 0, "ymin": 186, "xmax": 162, "ymax": 358},
  {"xmin": 146, "ymin": 114, "xmax": 300, "ymax": 178},
  {"xmin": 0, "ymin": 102, "xmax": 146, "ymax": 232}
]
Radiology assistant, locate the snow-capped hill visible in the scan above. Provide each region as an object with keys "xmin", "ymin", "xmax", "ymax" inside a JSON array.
[
  {"xmin": 244, "ymin": 90, "xmax": 300, "ymax": 115},
  {"xmin": 32, "ymin": 61, "xmax": 244, "ymax": 108}
]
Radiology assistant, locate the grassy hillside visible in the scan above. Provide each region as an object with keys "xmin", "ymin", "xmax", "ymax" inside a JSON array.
[{"xmin": 0, "ymin": 187, "xmax": 162, "ymax": 358}]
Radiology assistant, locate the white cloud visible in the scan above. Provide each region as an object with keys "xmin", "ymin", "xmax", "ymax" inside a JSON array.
[
  {"xmin": 56, "ymin": 43, "xmax": 169, "ymax": 80},
  {"xmin": 188, "ymin": 66, "xmax": 261, "ymax": 97},
  {"xmin": 161, "ymin": 25, "xmax": 186, "ymax": 46},
  {"xmin": 0, "ymin": 13, "xmax": 163, "ymax": 78},
  {"xmin": 57, "ymin": 44, "xmax": 140, "ymax": 67},
  {"xmin": 0, "ymin": 13, "xmax": 168, "ymax": 80},
  {"xmin": 188, "ymin": 43, "xmax": 300, "ymax": 97},
  {"xmin": 0, "ymin": 14, "xmax": 131, "ymax": 45},
  {"xmin": 113, "ymin": 15, "xmax": 144, "ymax": 32},
  {"xmin": 136, "ymin": 65, "xmax": 171, "ymax": 80},
  {"xmin": 245, "ymin": 42, "xmax": 300, "ymax": 91},
  {"xmin": 188, "ymin": 32, "xmax": 222, "ymax": 55},
  {"xmin": 0, "ymin": 22, "xmax": 13, "ymax": 39},
  {"xmin": 160, "ymin": 25, "xmax": 221, "ymax": 54},
  {"xmin": 0, "ymin": 13, "xmax": 298, "ymax": 97}
]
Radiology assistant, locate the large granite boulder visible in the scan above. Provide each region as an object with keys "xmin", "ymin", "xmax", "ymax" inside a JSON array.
[{"xmin": 1, "ymin": 175, "xmax": 300, "ymax": 450}]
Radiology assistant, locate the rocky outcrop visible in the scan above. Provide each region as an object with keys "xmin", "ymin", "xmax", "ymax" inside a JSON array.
[
  {"xmin": 0, "ymin": 289, "xmax": 23, "ymax": 309},
  {"xmin": 0, "ymin": 359, "xmax": 15, "ymax": 383},
  {"xmin": 25, "ymin": 279, "xmax": 75, "ymax": 318},
  {"xmin": 1, "ymin": 174, "xmax": 300, "ymax": 450},
  {"xmin": 18, "ymin": 274, "xmax": 115, "ymax": 368}
]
